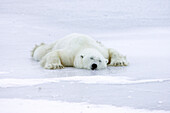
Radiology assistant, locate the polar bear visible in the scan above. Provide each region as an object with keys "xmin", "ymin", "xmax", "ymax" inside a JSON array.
[{"xmin": 31, "ymin": 33, "xmax": 128, "ymax": 70}]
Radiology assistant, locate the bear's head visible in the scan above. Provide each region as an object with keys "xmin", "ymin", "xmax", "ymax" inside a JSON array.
[{"xmin": 74, "ymin": 48, "xmax": 108, "ymax": 70}]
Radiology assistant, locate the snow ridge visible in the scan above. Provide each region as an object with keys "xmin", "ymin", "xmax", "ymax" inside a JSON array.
[{"xmin": 0, "ymin": 76, "xmax": 170, "ymax": 87}]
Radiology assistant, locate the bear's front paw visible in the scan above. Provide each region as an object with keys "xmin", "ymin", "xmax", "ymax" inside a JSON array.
[
  {"xmin": 44, "ymin": 63, "xmax": 64, "ymax": 69},
  {"xmin": 109, "ymin": 56, "xmax": 128, "ymax": 66}
]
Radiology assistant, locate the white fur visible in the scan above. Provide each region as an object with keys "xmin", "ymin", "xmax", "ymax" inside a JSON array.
[{"xmin": 32, "ymin": 33, "xmax": 128, "ymax": 70}]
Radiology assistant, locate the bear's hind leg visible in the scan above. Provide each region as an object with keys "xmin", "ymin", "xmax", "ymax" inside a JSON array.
[
  {"xmin": 108, "ymin": 49, "xmax": 128, "ymax": 66},
  {"xmin": 40, "ymin": 50, "xmax": 64, "ymax": 69},
  {"xmin": 32, "ymin": 42, "xmax": 55, "ymax": 61}
]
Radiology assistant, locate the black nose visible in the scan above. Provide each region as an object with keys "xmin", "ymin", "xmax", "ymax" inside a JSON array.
[{"xmin": 91, "ymin": 64, "xmax": 97, "ymax": 70}]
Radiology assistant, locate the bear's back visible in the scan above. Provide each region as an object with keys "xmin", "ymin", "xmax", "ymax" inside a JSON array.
[
  {"xmin": 52, "ymin": 33, "xmax": 109, "ymax": 59},
  {"xmin": 53, "ymin": 33, "xmax": 97, "ymax": 50}
]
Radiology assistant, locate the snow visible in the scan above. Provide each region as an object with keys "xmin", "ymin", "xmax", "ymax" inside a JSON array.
[
  {"xmin": 0, "ymin": 0, "xmax": 170, "ymax": 112},
  {"xmin": 1, "ymin": 76, "xmax": 170, "ymax": 88},
  {"xmin": 0, "ymin": 99, "xmax": 169, "ymax": 113}
]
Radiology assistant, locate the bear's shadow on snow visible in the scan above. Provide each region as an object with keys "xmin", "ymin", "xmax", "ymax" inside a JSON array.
[{"xmin": 41, "ymin": 66, "xmax": 128, "ymax": 78}]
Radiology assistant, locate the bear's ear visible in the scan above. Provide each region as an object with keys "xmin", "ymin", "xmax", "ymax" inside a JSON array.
[
  {"xmin": 80, "ymin": 55, "xmax": 84, "ymax": 58},
  {"xmin": 105, "ymin": 59, "xmax": 108, "ymax": 64}
]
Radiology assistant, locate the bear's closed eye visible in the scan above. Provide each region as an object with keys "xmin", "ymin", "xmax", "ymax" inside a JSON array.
[
  {"xmin": 90, "ymin": 57, "xmax": 94, "ymax": 60},
  {"xmin": 81, "ymin": 55, "xmax": 84, "ymax": 58}
]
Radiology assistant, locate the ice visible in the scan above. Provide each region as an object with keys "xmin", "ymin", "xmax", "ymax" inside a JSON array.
[{"xmin": 0, "ymin": 0, "xmax": 170, "ymax": 112}]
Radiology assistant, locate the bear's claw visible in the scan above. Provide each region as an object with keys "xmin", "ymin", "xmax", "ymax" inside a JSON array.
[
  {"xmin": 112, "ymin": 61, "xmax": 128, "ymax": 66},
  {"xmin": 45, "ymin": 63, "xmax": 64, "ymax": 69},
  {"xmin": 109, "ymin": 57, "xmax": 128, "ymax": 66}
]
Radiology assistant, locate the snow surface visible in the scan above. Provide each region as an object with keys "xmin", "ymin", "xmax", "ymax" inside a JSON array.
[
  {"xmin": 1, "ymin": 76, "xmax": 170, "ymax": 88},
  {"xmin": 0, "ymin": 0, "xmax": 170, "ymax": 112},
  {"xmin": 0, "ymin": 99, "xmax": 169, "ymax": 113}
]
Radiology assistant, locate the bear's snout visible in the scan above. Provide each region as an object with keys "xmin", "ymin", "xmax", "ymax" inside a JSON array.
[{"xmin": 91, "ymin": 63, "xmax": 97, "ymax": 70}]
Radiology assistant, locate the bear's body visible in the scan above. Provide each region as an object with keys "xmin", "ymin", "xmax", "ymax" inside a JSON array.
[{"xmin": 32, "ymin": 33, "xmax": 128, "ymax": 70}]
